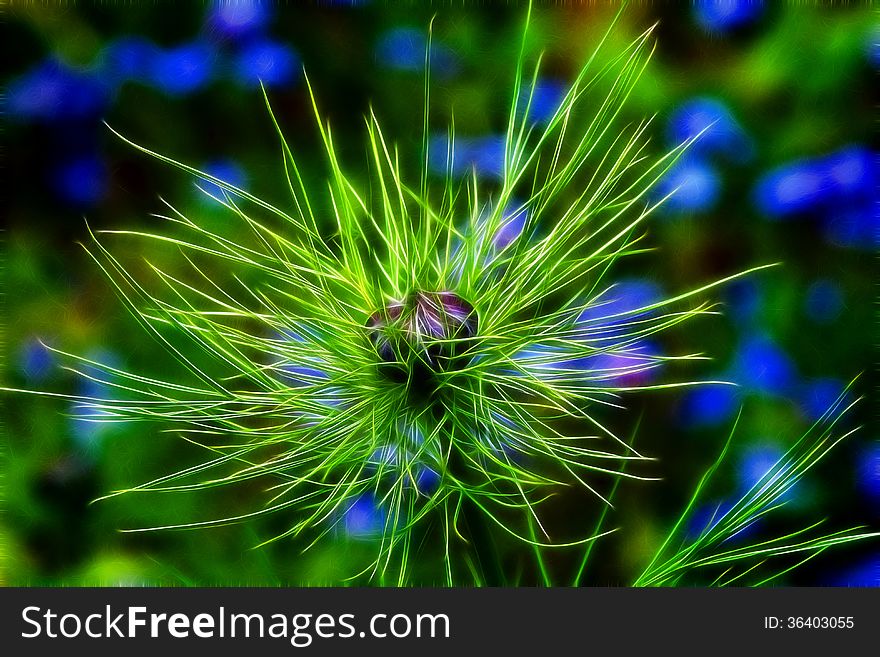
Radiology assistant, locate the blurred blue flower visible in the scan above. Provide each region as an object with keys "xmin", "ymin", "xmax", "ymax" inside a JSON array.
[
  {"xmin": 376, "ymin": 27, "xmax": 423, "ymax": 71},
  {"xmin": 8, "ymin": 59, "xmax": 110, "ymax": 121},
  {"xmin": 656, "ymin": 156, "xmax": 720, "ymax": 214},
  {"xmin": 798, "ymin": 378, "xmax": 846, "ymax": 423},
  {"xmin": 693, "ymin": 0, "xmax": 763, "ymax": 33},
  {"xmin": 367, "ymin": 424, "xmax": 441, "ymax": 496},
  {"xmin": 278, "ymin": 360, "xmax": 329, "ymax": 385},
  {"xmin": 52, "ymin": 154, "xmax": 108, "ymax": 207},
  {"xmin": 754, "ymin": 146, "xmax": 876, "ymax": 221},
  {"xmin": 574, "ymin": 341, "xmax": 661, "ymax": 387},
  {"xmin": 685, "ymin": 500, "xmax": 754, "ymax": 542},
  {"xmin": 732, "ymin": 334, "xmax": 795, "ymax": 396},
  {"xmin": 868, "ymin": 25, "xmax": 880, "ymax": 69},
  {"xmin": 724, "ymin": 278, "xmax": 761, "ymax": 325},
  {"xmin": 821, "ymin": 146, "xmax": 876, "ymax": 201},
  {"xmin": 376, "ymin": 27, "xmax": 457, "ymax": 76},
  {"xmin": 71, "ymin": 349, "xmax": 124, "ymax": 453},
  {"xmin": 492, "ymin": 200, "xmax": 528, "ymax": 250},
  {"xmin": 414, "ymin": 465, "xmax": 441, "ymax": 495},
  {"xmin": 829, "ymin": 554, "xmax": 880, "ymax": 587},
  {"xmin": 517, "ymin": 338, "xmax": 660, "ymax": 388},
  {"xmin": 681, "ymin": 385, "xmax": 740, "ymax": 428},
  {"xmin": 198, "ymin": 159, "xmax": 248, "ymax": 202},
  {"xmin": 19, "ymin": 339, "xmax": 55, "ymax": 382},
  {"xmin": 343, "ymin": 493, "xmax": 386, "ymax": 539},
  {"xmin": 98, "ymin": 36, "xmax": 159, "ymax": 87},
  {"xmin": 667, "ymin": 97, "xmax": 752, "ymax": 161},
  {"xmin": 519, "ymin": 78, "xmax": 566, "ymax": 125},
  {"xmin": 856, "ymin": 443, "xmax": 880, "ymax": 504},
  {"xmin": 572, "ymin": 281, "xmax": 663, "ymax": 371},
  {"xmin": 737, "ymin": 443, "xmax": 785, "ymax": 493},
  {"xmin": 206, "ymin": 0, "xmax": 272, "ymax": 40},
  {"xmin": 823, "ymin": 202, "xmax": 878, "ymax": 250},
  {"xmin": 803, "ymin": 279, "xmax": 844, "ymax": 324},
  {"xmin": 233, "ymin": 39, "xmax": 299, "ymax": 88},
  {"xmin": 76, "ymin": 349, "xmax": 123, "ymax": 399},
  {"xmin": 272, "ymin": 329, "xmax": 330, "ymax": 386},
  {"xmin": 753, "ymin": 159, "xmax": 830, "ymax": 219},
  {"xmin": 149, "ymin": 42, "xmax": 215, "ymax": 95},
  {"xmin": 429, "ymin": 134, "xmax": 506, "ymax": 180},
  {"xmin": 578, "ymin": 278, "xmax": 662, "ymax": 326}
]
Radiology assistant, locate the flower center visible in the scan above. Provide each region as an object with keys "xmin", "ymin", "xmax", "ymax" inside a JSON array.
[{"xmin": 367, "ymin": 291, "xmax": 478, "ymax": 382}]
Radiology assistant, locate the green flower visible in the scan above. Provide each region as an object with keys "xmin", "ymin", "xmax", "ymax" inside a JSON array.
[{"xmin": 14, "ymin": 9, "xmax": 873, "ymax": 586}]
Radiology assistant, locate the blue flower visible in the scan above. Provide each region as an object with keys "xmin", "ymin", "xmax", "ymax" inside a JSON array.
[
  {"xmin": 468, "ymin": 199, "xmax": 529, "ymax": 253},
  {"xmin": 8, "ymin": 60, "xmax": 110, "ymax": 122},
  {"xmin": 821, "ymin": 146, "xmax": 876, "ymax": 201},
  {"xmin": 798, "ymin": 378, "xmax": 846, "ymax": 423},
  {"xmin": 494, "ymin": 203, "xmax": 527, "ymax": 250},
  {"xmin": 367, "ymin": 424, "xmax": 442, "ymax": 496},
  {"xmin": 577, "ymin": 278, "xmax": 662, "ymax": 327},
  {"xmin": 376, "ymin": 27, "xmax": 457, "ymax": 76},
  {"xmin": 681, "ymin": 385, "xmax": 740, "ymax": 429},
  {"xmin": 667, "ymin": 97, "xmax": 752, "ymax": 161},
  {"xmin": 571, "ymin": 341, "xmax": 661, "ymax": 387},
  {"xmin": 519, "ymin": 78, "xmax": 567, "ymax": 125},
  {"xmin": 823, "ymin": 202, "xmax": 878, "ymax": 250},
  {"xmin": 656, "ymin": 156, "xmax": 720, "ymax": 214},
  {"xmin": 149, "ymin": 42, "xmax": 215, "ymax": 95},
  {"xmin": 52, "ymin": 154, "xmax": 108, "ymax": 207},
  {"xmin": 753, "ymin": 159, "xmax": 831, "ymax": 219},
  {"xmin": 342, "ymin": 493, "xmax": 386, "ymax": 539},
  {"xmin": 724, "ymin": 278, "xmax": 761, "ymax": 325},
  {"xmin": 232, "ymin": 39, "xmax": 299, "ymax": 88},
  {"xmin": 517, "ymin": 292, "xmax": 664, "ymax": 388},
  {"xmin": 803, "ymin": 279, "xmax": 844, "ymax": 324},
  {"xmin": 429, "ymin": 134, "xmax": 506, "ymax": 180},
  {"xmin": 71, "ymin": 349, "xmax": 124, "ymax": 453},
  {"xmin": 856, "ymin": 442, "xmax": 880, "ymax": 504},
  {"xmin": 731, "ymin": 334, "xmax": 795, "ymax": 396},
  {"xmin": 98, "ymin": 36, "xmax": 159, "ymax": 87},
  {"xmin": 828, "ymin": 554, "xmax": 880, "ymax": 587},
  {"xmin": 754, "ymin": 147, "xmax": 876, "ymax": 221},
  {"xmin": 868, "ymin": 24, "xmax": 880, "ymax": 69},
  {"xmin": 197, "ymin": 159, "xmax": 248, "ymax": 203},
  {"xmin": 272, "ymin": 329, "xmax": 330, "ymax": 386},
  {"xmin": 693, "ymin": 0, "xmax": 763, "ymax": 33},
  {"xmin": 206, "ymin": 0, "xmax": 272, "ymax": 40},
  {"xmin": 685, "ymin": 500, "xmax": 758, "ymax": 543},
  {"xmin": 19, "ymin": 339, "xmax": 55, "ymax": 382},
  {"xmin": 737, "ymin": 443, "xmax": 786, "ymax": 494},
  {"xmin": 413, "ymin": 465, "xmax": 441, "ymax": 495}
]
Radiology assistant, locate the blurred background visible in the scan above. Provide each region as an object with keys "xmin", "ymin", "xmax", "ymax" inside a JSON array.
[{"xmin": 2, "ymin": 1, "xmax": 877, "ymax": 586}]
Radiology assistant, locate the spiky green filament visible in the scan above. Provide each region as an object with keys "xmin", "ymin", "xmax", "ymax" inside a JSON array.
[{"xmin": 635, "ymin": 383, "xmax": 878, "ymax": 587}]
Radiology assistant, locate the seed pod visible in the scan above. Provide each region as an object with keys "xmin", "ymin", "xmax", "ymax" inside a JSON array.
[{"xmin": 367, "ymin": 291, "xmax": 478, "ymax": 376}]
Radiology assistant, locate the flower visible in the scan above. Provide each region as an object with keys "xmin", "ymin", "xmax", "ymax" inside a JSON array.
[
  {"xmin": 232, "ymin": 39, "xmax": 299, "ymax": 88},
  {"xmin": 52, "ymin": 154, "xmax": 108, "ymax": 207},
  {"xmin": 149, "ymin": 41, "xmax": 216, "ymax": 95},
  {"xmin": 376, "ymin": 27, "xmax": 457, "ymax": 76},
  {"xmin": 8, "ymin": 59, "xmax": 110, "ymax": 122},
  {"xmin": 693, "ymin": 0, "xmax": 763, "ymax": 34},
  {"xmin": 428, "ymin": 133, "xmax": 507, "ymax": 180},
  {"xmin": 666, "ymin": 97, "xmax": 752, "ymax": 162},
  {"xmin": 31, "ymin": 20, "xmax": 767, "ymax": 584},
  {"xmin": 655, "ymin": 156, "xmax": 720, "ymax": 214},
  {"xmin": 206, "ymin": 0, "xmax": 272, "ymax": 40}
]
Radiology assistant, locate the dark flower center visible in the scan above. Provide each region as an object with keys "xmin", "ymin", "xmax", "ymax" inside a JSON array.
[{"xmin": 367, "ymin": 291, "xmax": 478, "ymax": 383}]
